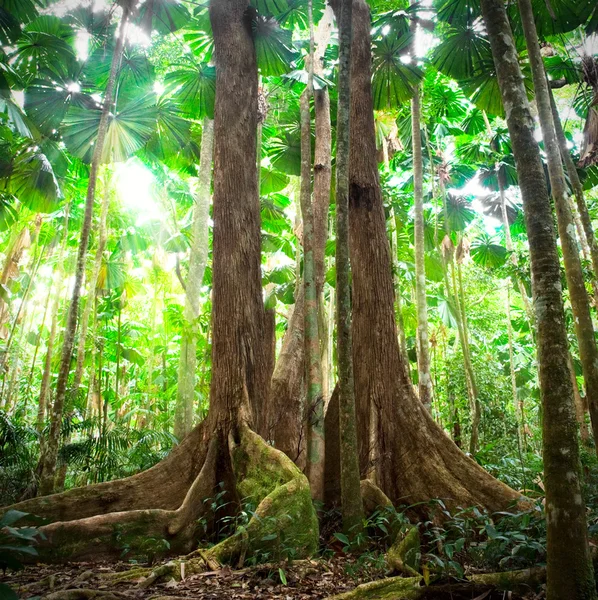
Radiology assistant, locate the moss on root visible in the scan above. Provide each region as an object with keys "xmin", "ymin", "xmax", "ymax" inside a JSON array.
[
  {"xmin": 206, "ymin": 427, "xmax": 319, "ymax": 565},
  {"xmin": 327, "ymin": 576, "xmax": 423, "ymax": 600},
  {"xmin": 386, "ymin": 526, "xmax": 420, "ymax": 576}
]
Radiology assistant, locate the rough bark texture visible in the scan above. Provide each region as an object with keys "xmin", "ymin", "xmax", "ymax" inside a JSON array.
[
  {"xmin": 326, "ymin": 0, "xmax": 521, "ymax": 513},
  {"xmin": 266, "ymin": 8, "xmax": 333, "ymax": 464},
  {"xmin": 482, "ymin": 0, "xmax": 596, "ymax": 597},
  {"xmin": 174, "ymin": 117, "xmax": 214, "ymax": 440},
  {"xmin": 37, "ymin": 4, "xmax": 132, "ymax": 495},
  {"xmin": 335, "ymin": 0, "xmax": 363, "ymax": 535},
  {"xmin": 521, "ymin": 0, "xmax": 598, "ymax": 464}
]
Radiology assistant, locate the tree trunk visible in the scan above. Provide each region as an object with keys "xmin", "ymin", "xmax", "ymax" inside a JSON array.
[
  {"xmin": 301, "ymin": 5, "xmax": 326, "ymax": 499},
  {"xmin": 266, "ymin": 8, "xmax": 334, "ymax": 462},
  {"xmin": 335, "ymin": 0, "xmax": 363, "ymax": 535},
  {"xmin": 37, "ymin": 3, "xmax": 133, "ymax": 496},
  {"xmin": 174, "ymin": 117, "xmax": 214, "ymax": 440},
  {"xmin": 550, "ymin": 89, "xmax": 598, "ymax": 293},
  {"xmin": 70, "ymin": 181, "xmax": 110, "ymax": 408},
  {"xmin": 520, "ymin": 0, "xmax": 598, "ymax": 457},
  {"xmin": 411, "ymin": 29, "xmax": 433, "ymax": 413},
  {"xmin": 3, "ymin": 1, "xmax": 318, "ymax": 567},
  {"xmin": 481, "ymin": 0, "xmax": 596, "ymax": 597},
  {"xmin": 37, "ymin": 209, "xmax": 70, "ymax": 434},
  {"xmin": 325, "ymin": 0, "xmax": 520, "ymax": 512}
]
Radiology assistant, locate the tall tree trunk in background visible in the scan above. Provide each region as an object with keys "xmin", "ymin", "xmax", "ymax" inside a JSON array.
[
  {"xmin": 0, "ymin": 226, "xmax": 31, "ymax": 344},
  {"xmin": 481, "ymin": 0, "xmax": 596, "ymax": 597},
  {"xmin": 550, "ymin": 89, "xmax": 598, "ymax": 288},
  {"xmin": 519, "ymin": 0, "xmax": 598, "ymax": 456},
  {"xmin": 335, "ymin": 0, "xmax": 363, "ymax": 535},
  {"xmin": 70, "ymin": 183, "xmax": 110, "ymax": 408},
  {"xmin": 267, "ymin": 7, "xmax": 333, "ymax": 463},
  {"xmin": 37, "ymin": 2, "xmax": 132, "ymax": 496},
  {"xmin": 456, "ymin": 256, "xmax": 481, "ymax": 453},
  {"xmin": 313, "ymin": 5, "xmax": 334, "ymax": 403},
  {"xmin": 411, "ymin": 26, "xmax": 433, "ymax": 413},
  {"xmin": 325, "ymin": 0, "xmax": 521, "ymax": 512},
  {"xmin": 37, "ymin": 208, "xmax": 70, "ymax": 434},
  {"xmin": 174, "ymin": 117, "xmax": 214, "ymax": 440},
  {"xmin": 301, "ymin": 3, "xmax": 325, "ymax": 500}
]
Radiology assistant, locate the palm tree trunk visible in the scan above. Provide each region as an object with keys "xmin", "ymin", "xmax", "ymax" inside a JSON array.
[
  {"xmin": 174, "ymin": 117, "xmax": 214, "ymax": 440},
  {"xmin": 37, "ymin": 2, "xmax": 133, "ymax": 496},
  {"xmin": 411, "ymin": 31, "xmax": 433, "ymax": 413},
  {"xmin": 71, "ymin": 181, "xmax": 110, "ymax": 406},
  {"xmin": 482, "ymin": 0, "xmax": 596, "ymax": 596},
  {"xmin": 335, "ymin": 0, "xmax": 363, "ymax": 536},
  {"xmin": 37, "ymin": 208, "xmax": 70, "ymax": 434},
  {"xmin": 550, "ymin": 89, "xmax": 598, "ymax": 289},
  {"xmin": 519, "ymin": 0, "xmax": 598, "ymax": 456},
  {"xmin": 301, "ymin": 2, "xmax": 325, "ymax": 500}
]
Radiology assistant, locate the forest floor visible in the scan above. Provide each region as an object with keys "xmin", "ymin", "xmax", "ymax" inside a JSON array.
[{"xmin": 2, "ymin": 557, "xmax": 543, "ymax": 600}]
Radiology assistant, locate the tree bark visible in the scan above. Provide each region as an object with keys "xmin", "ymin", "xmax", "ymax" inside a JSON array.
[
  {"xmin": 37, "ymin": 2, "xmax": 133, "ymax": 496},
  {"xmin": 174, "ymin": 117, "xmax": 214, "ymax": 440},
  {"xmin": 411, "ymin": 26, "xmax": 433, "ymax": 413},
  {"xmin": 482, "ymin": 0, "xmax": 596, "ymax": 597},
  {"xmin": 266, "ymin": 8, "xmax": 334, "ymax": 464},
  {"xmin": 520, "ymin": 0, "xmax": 598, "ymax": 457},
  {"xmin": 326, "ymin": 0, "xmax": 521, "ymax": 512},
  {"xmin": 335, "ymin": 0, "xmax": 363, "ymax": 535},
  {"xmin": 37, "ymin": 208, "xmax": 70, "ymax": 435},
  {"xmin": 550, "ymin": 89, "xmax": 598, "ymax": 292}
]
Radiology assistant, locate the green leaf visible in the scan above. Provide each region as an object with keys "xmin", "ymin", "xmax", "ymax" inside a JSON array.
[
  {"xmin": 0, "ymin": 582, "xmax": 18, "ymax": 599},
  {"xmin": 63, "ymin": 94, "xmax": 158, "ymax": 164},
  {"xmin": 253, "ymin": 0, "xmax": 289, "ymax": 15},
  {"xmin": 137, "ymin": 0, "xmax": 191, "ymax": 35},
  {"xmin": 9, "ymin": 149, "xmax": 63, "ymax": 213},
  {"xmin": 0, "ymin": 510, "xmax": 29, "ymax": 527},
  {"xmin": 334, "ymin": 532, "xmax": 350, "ymax": 546},
  {"xmin": 261, "ymin": 166, "xmax": 289, "ymax": 194},
  {"xmin": 431, "ymin": 25, "xmax": 491, "ymax": 81},
  {"xmin": 278, "ymin": 567, "xmax": 287, "ymax": 586},
  {"xmin": 254, "ymin": 16, "xmax": 297, "ymax": 77},
  {"xmin": 0, "ymin": 0, "xmax": 38, "ymax": 44},
  {"xmin": 165, "ymin": 62, "xmax": 215, "ymax": 120},
  {"xmin": 372, "ymin": 33, "xmax": 422, "ymax": 109},
  {"xmin": 471, "ymin": 234, "xmax": 507, "ymax": 268}
]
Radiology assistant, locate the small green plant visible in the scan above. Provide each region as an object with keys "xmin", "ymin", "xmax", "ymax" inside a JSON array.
[{"xmin": 0, "ymin": 510, "xmax": 45, "ymax": 600}]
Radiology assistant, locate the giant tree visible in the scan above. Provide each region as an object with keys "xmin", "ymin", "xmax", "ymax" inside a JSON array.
[
  {"xmin": 326, "ymin": 0, "xmax": 521, "ymax": 510},
  {"xmin": 4, "ymin": 0, "xmax": 318, "ymax": 566}
]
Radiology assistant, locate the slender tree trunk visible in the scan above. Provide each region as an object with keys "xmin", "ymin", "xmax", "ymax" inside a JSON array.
[
  {"xmin": 37, "ymin": 2, "xmax": 133, "ymax": 496},
  {"xmin": 71, "ymin": 181, "xmax": 110, "ymax": 406},
  {"xmin": 456, "ymin": 259, "xmax": 481, "ymax": 453},
  {"xmin": 174, "ymin": 117, "xmax": 214, "ymax": 440},
  {"xmin": 569, "ymin": 352, "xmax": 591, "ymax": 447},
  {"xmin": 519, "ymin": 0, "xmax": 598, "ymax": 455},
  {"xmin": 482, "ymin": 0, "xmax": 596, "ymax": 597},
  {"xmin": 411, "ymin": 30, "xmax": 433, "ymax": 412},
  {"xmin": 301, "ymin": 37, "xmax": 326, "ymax": 499},
  {"xmin": 550, "ymin": 89, "xmax": 598, "ymax": 288},
  {"xmin": 335, "ymin": 0, "xmax": 363, "ymax": 535},
  {"xmin": 37, "ymin": 209, "xmax": 70, "ymax": 434}
]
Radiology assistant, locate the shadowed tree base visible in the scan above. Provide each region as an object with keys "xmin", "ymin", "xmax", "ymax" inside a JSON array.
[{"xmin": 4, "ymin": 424, "xmax": 318, "ymax": 564}]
